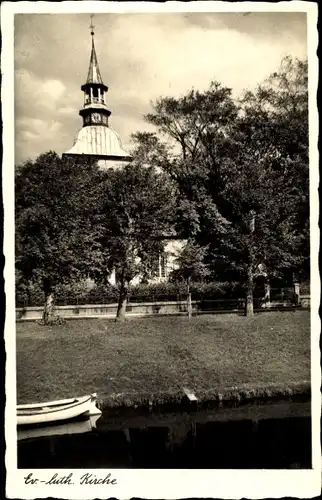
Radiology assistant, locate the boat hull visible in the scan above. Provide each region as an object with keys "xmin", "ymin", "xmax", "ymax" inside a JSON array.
[
  {"xmin": 17, "ymin": 394, "xmax": 101, "ymax": 426},
  {"xmin": 17, "ymin": 414, "xmax": 101, "ymax": 441}
]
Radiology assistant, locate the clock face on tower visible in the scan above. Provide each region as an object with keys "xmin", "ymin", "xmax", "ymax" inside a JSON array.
[{"xmin": 91, "ymin": 113, "xmax": 101, "ymax": 124}]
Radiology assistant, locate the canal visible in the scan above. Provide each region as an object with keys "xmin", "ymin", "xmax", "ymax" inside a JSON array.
[{"xmin": 18, "ymin": 398, "xmax": 311, "ymax": 469}]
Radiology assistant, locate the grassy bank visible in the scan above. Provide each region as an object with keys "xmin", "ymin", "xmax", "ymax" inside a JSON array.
[{"xmin": 16, "ymin": 311, "xmax": 310, "ymax": 408}]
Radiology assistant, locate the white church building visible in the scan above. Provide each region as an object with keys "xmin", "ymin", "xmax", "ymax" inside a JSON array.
[{"xmin": 63, "ymin": 24, "xmax": 184, "ymax": 285}]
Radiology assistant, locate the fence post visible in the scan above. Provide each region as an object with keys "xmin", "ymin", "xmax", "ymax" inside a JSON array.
[
  {"xmin": 187, "ymin": 292, "xmax": 192, "ymax": 321},
  {"xmin": 293, "ymin": 281, "xmax": 300, "ymax": 306}
]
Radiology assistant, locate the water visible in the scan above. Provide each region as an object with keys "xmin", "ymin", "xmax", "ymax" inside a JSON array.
[{"xmin": 17, "ymin": 400, "xmax": 311, "ymax": 469}]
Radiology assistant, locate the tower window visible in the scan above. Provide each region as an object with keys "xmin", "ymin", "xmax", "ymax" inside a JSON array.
[
  {"xmin": 160, "ymin": 253, "xmax": 168, "ymax": 278},
  {"xmin": 149, "ymin": 252, "xmax": 168, "ymax": 279},
  {"xmin": 91, "ymin": 113, "xmax": 101, "ymax": 124},
  {"xmin": 150, "ymin": 256, "xmax": 159, "ymax": 278}
]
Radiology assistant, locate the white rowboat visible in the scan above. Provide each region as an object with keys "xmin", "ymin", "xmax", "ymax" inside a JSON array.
[
  {"xmin": 17, "ymin": 413, "xmax": 101, "ymax": 441},
  {"xmin": 17, "ymin": 393, "xmax": 101, "ymax": 426}
]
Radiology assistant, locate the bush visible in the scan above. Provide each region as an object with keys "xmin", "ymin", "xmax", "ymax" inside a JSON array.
[
  {"xmin": 15, "ymin": 279, "xmax": 44, "ymax": 307},
  {"xmin": 54, "ymin": 280, "xmax": 91, "ymax": 306},
  {"xmin": 189, "ymin": 281, "xmax": 244, "ymax": 300},
  {"xmin": 17, "ymin": 278, "xmax": 305, "ymax": 307},
  {"xmin": 127, "ymin": 281, "xmax": 245, "ymax": 303},
  {"xmin": 84, "ymin": 284, "xmax": 119, "ymax": 304},
  {"xmin": 16, "ymin": 279, "xmax": 247, "ymax": 306},
  {"xmin": 128, "ymin": 282, "xmax": 186, "ymax": 302},
  {"xmin": 300, "ymin": 282, "xmax": 310, "ymax": 295}
]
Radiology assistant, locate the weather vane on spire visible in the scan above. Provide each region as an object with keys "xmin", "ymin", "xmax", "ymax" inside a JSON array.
[{"xmin": 89, "ymin": 14, "xmax": 95, "ymax": 37}]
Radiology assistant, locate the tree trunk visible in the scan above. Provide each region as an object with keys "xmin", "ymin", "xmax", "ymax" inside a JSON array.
[
  {"xmin": 42, "ymin": 291, "xmax": 56, "ymax": 325},
  {"xmin": 187, "ymin": 280, "xmax": 192, "ymax": 321},
  {"xmin": 116, "ymin": 279, "xmax": 128, "ymax": 322},
  {"xmin": 245, "ymin": 211, "xmax": 256, "ymax": 317},
  {"xmin": 245, "ymin": 266, "xmax": 254, "ymax": 316},
  {"xmin": 264, "ymin": 281, "xmax": 271, "ymax": 308}
]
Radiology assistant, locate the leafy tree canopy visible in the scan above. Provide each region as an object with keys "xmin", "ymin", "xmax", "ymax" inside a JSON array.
[
  {"xmin": 140, "ymin": 56, "xmax": 309, "ymax": 313},
  {"xmin": 94, "ymin": 154, "xmax": 177, "ymax": 320},
  {"xmin": 15, "ymin": 152, "xmax": 103, "ymax": 322}
]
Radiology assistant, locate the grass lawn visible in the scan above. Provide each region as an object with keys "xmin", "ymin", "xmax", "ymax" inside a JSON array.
[{"xmin": 16, "ymin": 311, "xmax": 310, "ymax": 408}]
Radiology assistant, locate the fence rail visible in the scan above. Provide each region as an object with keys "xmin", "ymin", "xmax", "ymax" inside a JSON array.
[
  {"xmin": 16, "ymin": 286, "xmax": 302, "ymax": 310},
  {"xmin": 16, "ymin": 295, "xmax": 310, "ymax": 321}
]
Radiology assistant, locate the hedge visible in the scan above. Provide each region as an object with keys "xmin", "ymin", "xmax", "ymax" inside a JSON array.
[
  {"xmin": 16, "ymin": 280, "xmax": 245, "ymax": 307},
  {"xmin": 16, "ymin": 279, "xmax": 298, "ymax": 308}
]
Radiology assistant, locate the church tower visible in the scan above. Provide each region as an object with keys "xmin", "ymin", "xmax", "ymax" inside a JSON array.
[{"xmin": 64, "ymin": 17, "xmax": 131, "ymax": 168}]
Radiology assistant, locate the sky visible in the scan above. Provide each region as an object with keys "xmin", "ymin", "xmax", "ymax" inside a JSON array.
[{"xmin": 14, "ymin": 12, "xmax": 307, "ymax": 164}]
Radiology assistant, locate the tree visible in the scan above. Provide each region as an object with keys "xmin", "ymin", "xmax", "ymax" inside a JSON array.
[
  {"xmin": 95, "ymin": 160, "xmax": 176, "ymax": 322},
  {"xmin": 211, "ymin": 116, "xmax": 304, "ymax": 315},
  {"xmin": 244, "ymin": 56, "xmax": 309, "ymax": 282},
  {"xmin": 143, "ymin": 82, "xmax": 238, "ymax": 245},
  {"xmin": 171, "ymin": 240, "xmax": 209, "ymax": 320},
  {"xmin": 143, "ymin": 56, "xmax": 308, "ymax": 315},
  {"xmin": 15, "ymin": 152, "xmax": 103, "ymax": 324},
  {"xmin": 225, "ymin": 56, "xmax": 309, "ymax": 312}
]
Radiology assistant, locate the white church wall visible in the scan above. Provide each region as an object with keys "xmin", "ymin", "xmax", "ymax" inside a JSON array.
[
  {"xmin": 97, "ymin": 159, "xmax": 131, "ymax": 170},
  {"xmin": 107, "ymin": 239, "xmax": 186, "ymax": 286},
  {"xmin": 139, "ymin": 238, "xmax": 186, "ymax": 284}
]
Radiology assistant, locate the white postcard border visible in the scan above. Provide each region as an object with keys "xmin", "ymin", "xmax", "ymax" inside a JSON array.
[{"xmin": 2, "ymin": 2, "xmax": 320, "ymax": 499}]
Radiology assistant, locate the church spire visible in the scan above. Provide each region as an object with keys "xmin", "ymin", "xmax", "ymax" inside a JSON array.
[
  {"xmin": 86, "ymin": 16, "xmax": 104, "ymax": 86},
  {"xmin": 79, "ymin": 15, "xmax": 110, "ymax": 127},
  {"xmin": 64, "ymin": 15, "xmax": 131, "ymax": 167}
]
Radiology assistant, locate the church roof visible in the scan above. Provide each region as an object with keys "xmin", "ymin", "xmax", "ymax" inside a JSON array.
[
  {"xmin": 65, "ymin": 125, "xmax": 132, "ymax": 160},
  {"xmin": 64, "ymin": 20, "xmax": 131, "ymax": 165},
  {"xmin": 85, "ymin": 35, "xmax": 104, "ymax": 86}
]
